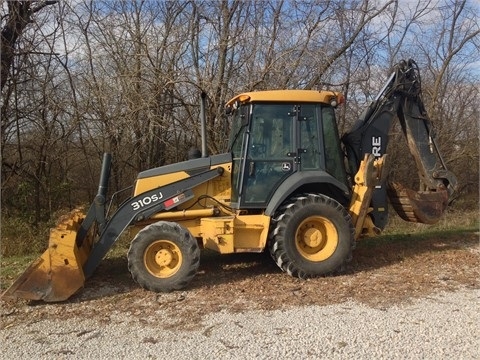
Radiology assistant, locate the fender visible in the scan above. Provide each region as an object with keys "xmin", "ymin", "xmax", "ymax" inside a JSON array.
[{"xmin": 265, "ymin": 171, "xmax": 350, "ymax": 216}]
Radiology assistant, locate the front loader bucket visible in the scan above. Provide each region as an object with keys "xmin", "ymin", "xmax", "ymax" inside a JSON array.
[
  {"xmin": 1, "ymin": 210, "xmax": 94, "ymax": 302},
  {"xmin": 387, "ymin": 182, "xmax": 449, "ymax": 224}
]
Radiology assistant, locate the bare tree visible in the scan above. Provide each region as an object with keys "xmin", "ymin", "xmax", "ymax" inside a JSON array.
[
  {"xmin": 303, "ymin": 0, "xmax": 395, "ymax": 89},
  {"xmin": 2, "ymin": 0, "xmax": 478, "ymax": 223},
  {"xmin": 1, "ymin": 0, "xmax": 57, "ymax": 90}
]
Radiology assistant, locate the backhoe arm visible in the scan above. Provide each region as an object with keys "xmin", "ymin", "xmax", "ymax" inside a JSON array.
[{"xmin": 343, "ymin": 59, "xmax": 457, "ymax": 228}]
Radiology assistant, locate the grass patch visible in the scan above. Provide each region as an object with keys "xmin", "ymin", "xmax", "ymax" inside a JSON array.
[
  {"xmin": 1, "ymin": 217, "xmax": 51, "ymax": 257},
  {"xmin": 0, "ymin": 254, "xmax": 38, "ymax": 278},
  {"xmin": 359, "ymin": 209, "xmax": 478, "ymax": 249},
  {"xmin": 0, "ymin": 254, "xmax": 38, "ymax": 291},
  {"xmin": 358, "ymin": 228, "xmax": 477, "ymax": 249},
  {"xmin": 384, "ymin": 209, "xmax": 479, "ymax": 235}
]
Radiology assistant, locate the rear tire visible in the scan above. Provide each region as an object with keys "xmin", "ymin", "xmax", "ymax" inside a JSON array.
[
  {"xmin": 127, "ymin": 221, "xmax": 200, "ymax": 292},
  {"xmin": 268, "ymin": 194, "xmax": 354, "ymax": 279}
]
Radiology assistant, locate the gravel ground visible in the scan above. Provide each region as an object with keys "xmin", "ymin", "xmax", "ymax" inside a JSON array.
[{"xmin": 1, "ymin": 288, "xmax": 478, "ymax": 359}]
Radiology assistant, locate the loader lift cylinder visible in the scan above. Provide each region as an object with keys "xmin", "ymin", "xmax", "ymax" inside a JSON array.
[
  {"xmin": 94, "ymin": 152, "xmax": 112, "ymax": 229},
  {"xmin": 97, "ymin": 153, "xmax": 112, "ymax": 202},
  {"xmin": 75, "ymin": 153, "xmax": 112, "ymax": 246}
]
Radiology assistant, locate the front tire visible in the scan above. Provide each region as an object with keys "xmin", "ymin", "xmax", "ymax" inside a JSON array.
[
  {"xmin": 268, "ymin": 194, "xmax": 354, "ymax": 279},
  {"xmin": 127, "ymin": 221, "xmax": 200, "ymax": 292}
]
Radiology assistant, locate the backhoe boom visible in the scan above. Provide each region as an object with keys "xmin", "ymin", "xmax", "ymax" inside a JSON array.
[{"xmin": 343, "ymin": 59, "xmax": 457, "ymax": 228}]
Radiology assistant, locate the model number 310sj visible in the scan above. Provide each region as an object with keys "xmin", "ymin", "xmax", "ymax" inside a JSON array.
[{"xmin": 131, "ymin": 192, "xmax": 164, "ymax": 211}]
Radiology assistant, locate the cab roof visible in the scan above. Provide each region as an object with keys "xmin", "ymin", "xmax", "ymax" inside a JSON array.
[{"xmin": 226, "ymin": 89, "xmax": 344, "ymax": 107}]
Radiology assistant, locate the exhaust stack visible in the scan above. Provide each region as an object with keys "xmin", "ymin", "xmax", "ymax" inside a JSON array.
[{"xmin": 200, "ymin": 92, "xmax": 208, "ymax": 157}]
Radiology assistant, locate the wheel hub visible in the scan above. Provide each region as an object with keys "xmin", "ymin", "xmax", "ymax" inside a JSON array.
[
  {"xmin": 303, "ymin": 227, "xmax": 323, "ymax": 248},
  {"xmin": 144, "ymin": 239, "xmax": 182, "ymax": 278},
  {"xmin": 155, "ymin": 249, "xmax": 173, "ymax": 266},
  {"xmin": 295, "ymin": 216, "xmax": 339, "ymax": 262}
]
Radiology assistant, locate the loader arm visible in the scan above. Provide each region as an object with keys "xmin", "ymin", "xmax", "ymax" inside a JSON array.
[
  {"xmin": 342, "ymin": 59, "xmax": 457, "ymax": 229},
  {"xmin": 83, "ymin": 166, "xmax": 223, "ymax": 278},
  {"xmin": 1, "ymin": 158, "xmax": 223, "ymax": 302}
]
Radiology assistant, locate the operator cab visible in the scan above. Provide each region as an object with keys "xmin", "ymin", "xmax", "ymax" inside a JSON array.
[{"xmin": 226, "ymin": 90, "xmax": 348, "ymax": 209}]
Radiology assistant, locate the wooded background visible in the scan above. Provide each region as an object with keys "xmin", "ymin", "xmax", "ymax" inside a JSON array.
[{"xmin": 1, "ymin": 0, "xmax": 479, "ymax": 226}]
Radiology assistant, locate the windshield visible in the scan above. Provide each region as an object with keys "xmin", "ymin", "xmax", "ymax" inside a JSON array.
[
  {"xmin": 228, "ymin": 104, "xmax": 249, "ymax": 204},
  {"xmin": 228, "ymin": 104, "xmax": 248, "ymax": 154}
]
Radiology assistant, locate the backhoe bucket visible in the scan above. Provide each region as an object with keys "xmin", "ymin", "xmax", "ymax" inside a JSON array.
[
  {"xmin": 1, "ymin": 210, "xmax": 95, "ymax": 302},
  {"xmin": 387, "ymin": 182, "xmax": 449, "ymax": 224}
]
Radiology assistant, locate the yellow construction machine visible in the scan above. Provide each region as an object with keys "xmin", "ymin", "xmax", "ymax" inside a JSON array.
[{"xmin": 2, "ymin": 59, "xmax": 457, "ymax": 302}]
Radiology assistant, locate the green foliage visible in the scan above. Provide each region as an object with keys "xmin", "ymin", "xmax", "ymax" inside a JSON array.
[
  {"xmin": 0, "ymin": 254, "xmax": 38, "ymax": 285},
  {"xmin": 0, "ymin": 216, "xmax": 51, "ymax": 257}
]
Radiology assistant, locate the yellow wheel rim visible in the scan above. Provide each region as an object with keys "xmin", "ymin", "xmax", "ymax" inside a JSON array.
[
  {"xmin": 144, "ymin": 240, "xmax": 183, "ymax": 278},
  {"xmin": 295, "ymin": 216, "xmax": 338, "ymax": 261}
]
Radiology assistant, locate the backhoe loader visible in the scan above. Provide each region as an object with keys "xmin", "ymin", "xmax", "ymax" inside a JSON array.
[{"xmin": 2, "ymin": 59, "xmax": 457, "ymax": 302}]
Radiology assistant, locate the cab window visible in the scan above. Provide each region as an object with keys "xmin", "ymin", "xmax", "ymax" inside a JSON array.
[{"xmin": 322, "ymin": 107, "xmax": 348, "ymax": 184}]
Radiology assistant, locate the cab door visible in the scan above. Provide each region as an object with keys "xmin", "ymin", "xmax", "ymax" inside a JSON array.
[{"xmin": 241, "ymin": 103, "xmax": 296, "ymax": 206}]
